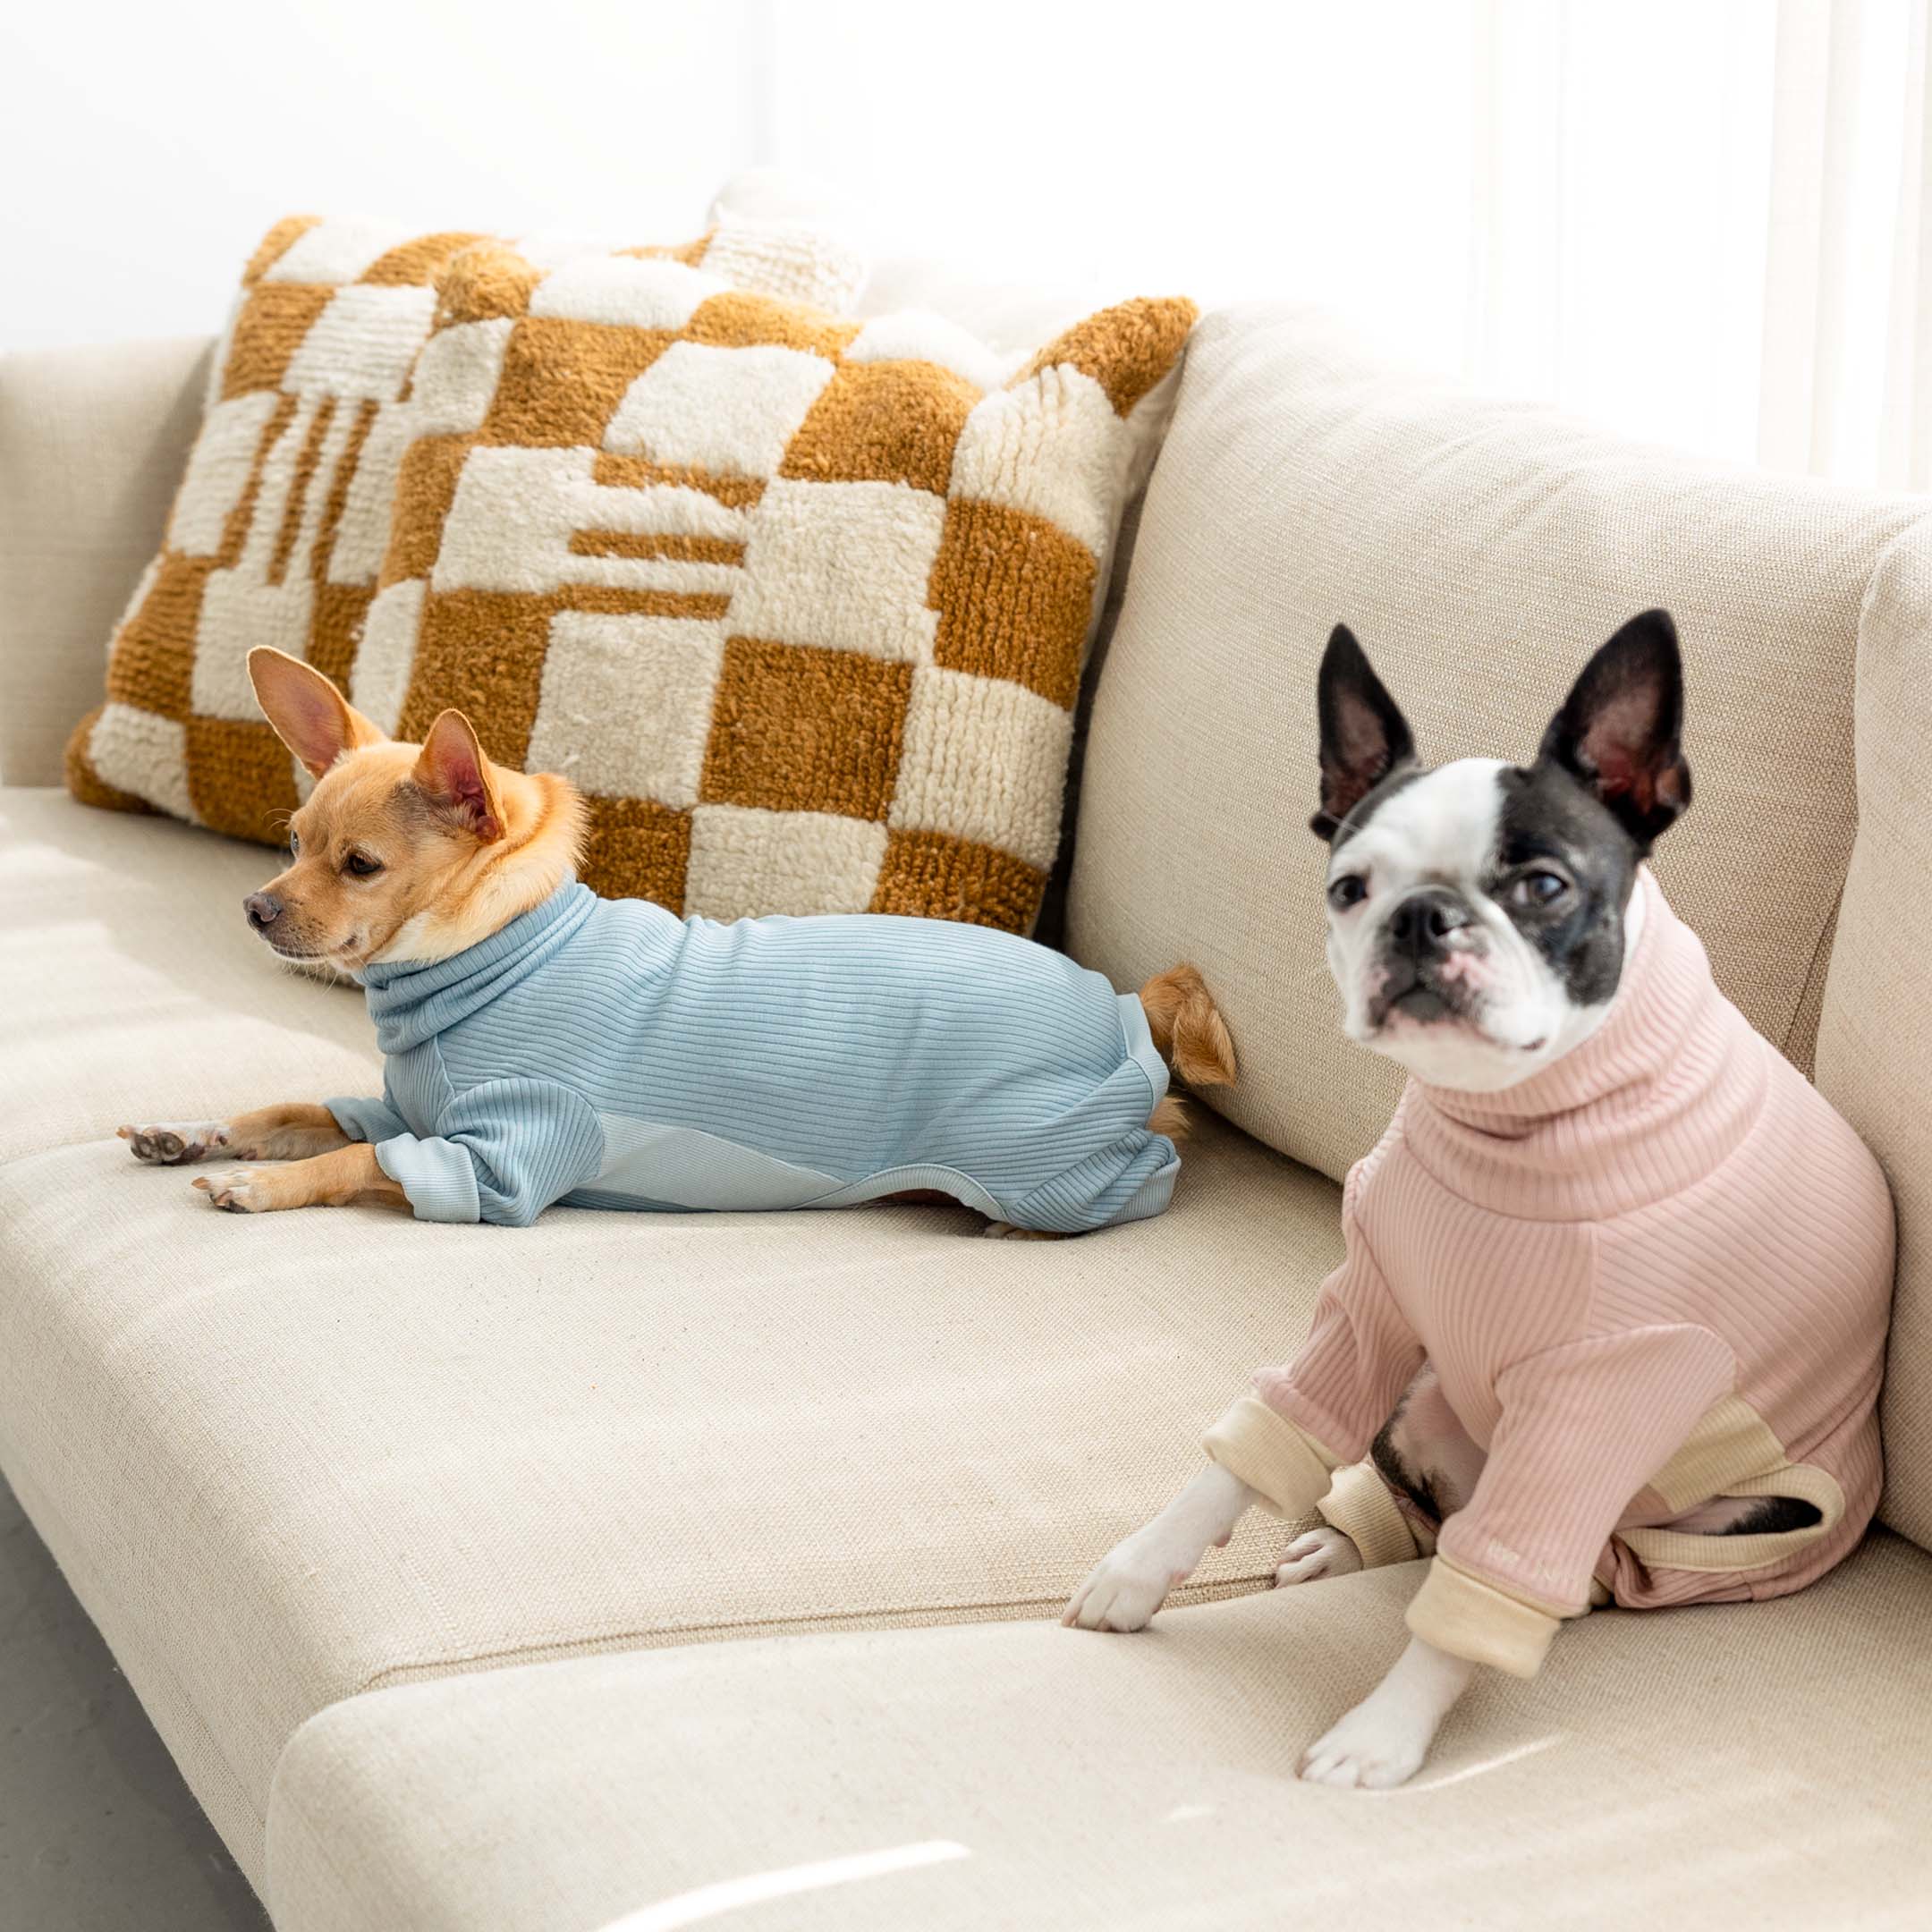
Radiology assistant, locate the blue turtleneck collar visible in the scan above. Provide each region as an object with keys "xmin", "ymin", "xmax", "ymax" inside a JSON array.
[{"xmin": 359, "ymin": 881, "xmax": 598, "ymax": 1055}]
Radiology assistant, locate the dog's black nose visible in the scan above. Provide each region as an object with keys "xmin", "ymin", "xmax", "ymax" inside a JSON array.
[
  {"xmin": 1389, "ymin": 888, "xmax": 1470, "ymax": 955},
  {"xmin": 243, "ymin": 892, "xmax": 283, "ymax": 931}
]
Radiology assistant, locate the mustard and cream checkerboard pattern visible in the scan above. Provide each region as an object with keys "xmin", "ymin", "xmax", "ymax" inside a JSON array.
[
  {"xmin": 65, "ymin": 213, "xmax": 865, "ymax": 841},
  {"xmin": 358, "ymin": 241, "xmax": 1195, "ymax": 929}
]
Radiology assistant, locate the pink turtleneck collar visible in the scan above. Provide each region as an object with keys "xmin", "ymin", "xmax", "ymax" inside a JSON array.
[{"xmin": 1396, "ymin": 869, "xmax": 1768, "ymax": 1221}]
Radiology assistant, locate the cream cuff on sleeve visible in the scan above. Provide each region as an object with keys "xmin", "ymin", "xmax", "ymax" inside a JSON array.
[
  {"xmin": 1317, "ymin": 1460, "xmax": 1420, "ymax": 1569},
  {"xmin": 1201, "ymin": 1396, "xmax": 1340, "ymax": 1519},
  {"xmin": 1404, "ymin": 1555, "xmax": 1565, "ymax": 1678}
]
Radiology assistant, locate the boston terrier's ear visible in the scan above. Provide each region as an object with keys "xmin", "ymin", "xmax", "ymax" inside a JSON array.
[
  {"xmin": 1313, "ymin": 623, "xmax": 1416, "ymax": 840},
  {"xmin": 1538, "ymin": 610, "xmax": 1692, "ymax": 852}
]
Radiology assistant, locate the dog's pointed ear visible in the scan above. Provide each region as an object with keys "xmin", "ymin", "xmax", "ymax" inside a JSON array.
[
  {"xmin": 1537, "ymin": 610, "xmax": 1692, "ymax": 852},
  {"xmin": 1313, "ymin": 623, "xmax": 1416, "ymax": 840},
  {"xmin": 412, "ymin": 710, "xmax": 504, "ymax": 843},
  {"xmin": 249, "ymin": 648, "xmax": 386, "ymax": 778}
]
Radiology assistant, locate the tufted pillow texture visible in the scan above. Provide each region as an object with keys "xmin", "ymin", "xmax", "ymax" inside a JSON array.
[
  {"xmin": 346, "ymin": 242, "xmax": 1193, "ymax": 928},
  {"xmin": 64, "ymin": 211, "xmax": 865, "ymax": 843}
]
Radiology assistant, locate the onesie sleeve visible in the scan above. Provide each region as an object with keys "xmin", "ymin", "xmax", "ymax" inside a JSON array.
[
  {"xmin": 371, "ymin": 1078, "xmax": 606, "ymax": 1227},
  {"xmin": 1408, "ymin": 1324, "xmax": 1736, "ymax": 1677},
  {"xmin": 326, "ymin": 1081, "xmax": 411, "ymax": 1147},
  {"xmin": 1202, "ymin": 1162, "xmax": 1424, "ymax": 1519}
]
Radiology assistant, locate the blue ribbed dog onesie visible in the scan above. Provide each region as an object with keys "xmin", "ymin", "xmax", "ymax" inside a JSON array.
[{"xmin": 326, "ymin": 882, "xmax": 1178, "ymax": 1231}]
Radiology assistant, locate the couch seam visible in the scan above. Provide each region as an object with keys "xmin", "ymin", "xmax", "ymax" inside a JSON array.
[
  {"xmin": 345, "ymin": 1568, "xmax": 1288, "ymax": 1699},
  {"xmin": 1782, "ymin": 878, "xmax": 1847, "ymax": 1062}
]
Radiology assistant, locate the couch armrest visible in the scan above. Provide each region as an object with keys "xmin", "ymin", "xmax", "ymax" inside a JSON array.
[
  {"xmin": 1818, "ymin": 514, "xmax": 1932, "ymax": 1552},
  {"xmin": 0, "ymin": 335, "xmax": 213, "ymax": 785}
]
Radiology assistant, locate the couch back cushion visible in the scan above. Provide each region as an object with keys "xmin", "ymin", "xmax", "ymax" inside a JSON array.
[
  {"xmin": 1069, "ymin": 304, "xmax": 1927, "ymax": 1183},
  {"xmin": 1818, "ymin": 524, "xmax": 1932, "ymax": 1547},
  {"xmin": 0, "ymin": 337, "xmax": 209, "ymax": 787}
]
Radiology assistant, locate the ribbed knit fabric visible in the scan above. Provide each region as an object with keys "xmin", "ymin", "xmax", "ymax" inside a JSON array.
[
  {"xmin": 1204, "ymin": 869, "xmax": 1894, "ymax": 1676},
  {"xmin": 327, "ymin": 882, "xmax": 1175, "ymax": 1232}
]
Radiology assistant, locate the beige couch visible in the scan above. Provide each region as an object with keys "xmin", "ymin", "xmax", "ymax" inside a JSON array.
[{"xmin": 3, "ymin": 280, "xmax": 1929, "ymax": 1930}]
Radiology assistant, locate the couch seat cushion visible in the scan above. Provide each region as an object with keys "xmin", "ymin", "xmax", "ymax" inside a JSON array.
[
  {"xmin": 0, "ymin": 1108, "xmax": 1335, "ymax": 1892},
  {"xmin": 0, "ymin": 788, "xmax": 377, "ymax": 1160},
  {"xmin": 263, "ymin": 1530, "xmax": 1932, "ymax": 1931}
]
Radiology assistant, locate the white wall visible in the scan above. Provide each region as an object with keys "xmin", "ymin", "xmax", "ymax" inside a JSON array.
[
  {"xmin": 2, "ymin": 1, "xmax": 1482, "ymax": 360},
  {"xmin": 0, "ymin": 0, "xmax": 761, "ymax": 352}
]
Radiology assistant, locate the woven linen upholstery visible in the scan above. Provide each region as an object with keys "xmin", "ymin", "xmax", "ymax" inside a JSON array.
[
  {"xmin": 0, "ymin": 338, "xmax": 211, "ymax": 786},
  {"xmin": 62, "ymin": 212, "xmax": 865, "ymax": 844},
  {"xmin": 1069, "ymin": 303, "xmax": 1932, "ymax": 1182},
  {"xmin": 352, "ymin": 243, "xmax": 1193, "ymax": 928},
  {"xmin": 263, "ymin": 1534, "xmax": 1932, "ymax": 1932},
  {"xmin": 1818, "ymin": 521, "xmax": 1932, "ymax": 1550}
]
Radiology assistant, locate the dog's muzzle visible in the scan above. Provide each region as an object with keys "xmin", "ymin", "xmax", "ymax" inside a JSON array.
[{"xmin": 1370, "ymin": 889, "xmax": 1481, "ymax": 1027}]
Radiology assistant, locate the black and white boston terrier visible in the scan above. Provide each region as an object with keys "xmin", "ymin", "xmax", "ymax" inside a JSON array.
[{"xmin": 1063, "ymin": 612, "xmax": 1894, "ymax": 1792}]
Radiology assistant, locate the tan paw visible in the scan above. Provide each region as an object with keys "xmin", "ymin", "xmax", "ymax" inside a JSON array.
[
  {"xmin": 120, "ymin": 1122, "xmax": 236, "ymax": 1165},
  {"xmin": 191, "ymin": 1167, "xmax": 275, "ymax": 1213},
  {"xmin": 982, "ymin": 1221, "xmax": 1063, "ymax": 1241}
]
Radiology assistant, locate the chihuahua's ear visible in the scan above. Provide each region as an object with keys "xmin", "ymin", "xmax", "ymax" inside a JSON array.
[
  {"xmin": 412, "ymin": 710, "xmax": 504, "ymax": 843},
  {"xmin": 1313, "ymin": 623, "xmax": 1416, "ymax": 840},
  {"xmin": 1537, "ymin": 610, "xmax": 1691, "ymax": 852},
  {"xmin": 248, "ymin": 648, "xmax": 386, "ymax": 778}
]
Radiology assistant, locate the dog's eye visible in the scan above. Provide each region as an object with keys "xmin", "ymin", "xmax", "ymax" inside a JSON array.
[
  {"xmin": 343, "ymin": 852, "xmax": 383, "ymax": 878},
  {"xmin": 1328, "ymin": 874, "xmax": 1368, "ymax": 911},
  {"xmin": 1511, "ymin": 869, "xmax": 1569, "ymax": 907},
  {"xmin": 287, "ymin": 831, "xmax": 300, "ymax": 857}
]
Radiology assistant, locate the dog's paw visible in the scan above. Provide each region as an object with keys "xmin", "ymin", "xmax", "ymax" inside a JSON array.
[
  {"xmin": 191, "ymin": 1167, "xmax": 274, "ymax": 1213},
  {"xmin": 1063, "ymin": 1533, "xmax": 1194, "ymax": 1632},
  {"xmin": 983, "ymin": 1220, "xmax": 1062, "ymax": 1241},
  {"xmin": 1298, "ymin": 1699, "xmax": 1431, "ymax": 1791},
  {"xmin": 1275, "ymin": 1525, "xmax": 1365, "ymax": 1587},
  {"xmin": 120, "ymin": 1121, "xmax": 233, "ymax": 1165}
]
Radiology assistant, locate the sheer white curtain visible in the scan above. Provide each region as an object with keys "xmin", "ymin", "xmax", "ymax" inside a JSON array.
[
  {"xmin": 1469, "ymin": 0, "xmax": 1932, "ymax": 484},
  {"xmin": 1757, "ymin": 0, "xmax": 1932, "ymax": 485}
]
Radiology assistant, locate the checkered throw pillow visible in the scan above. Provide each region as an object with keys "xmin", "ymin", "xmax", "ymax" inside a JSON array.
[
  {"xmin": 64, "ymin": 211, "xmax": 865, "ymax": 840},
  {"xmin": 351, "ymin": 242, "xmax": 1194, "ymax": 929}
]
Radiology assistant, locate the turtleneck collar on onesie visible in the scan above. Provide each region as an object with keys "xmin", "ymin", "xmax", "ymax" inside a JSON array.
[
  {"xmin": 358, "ymin": 880, "xmax": 600, "ymax": 1056},
  {"xmin": 1398, "ymin": 867, "xmax": 1768, "ymax": 1223}
]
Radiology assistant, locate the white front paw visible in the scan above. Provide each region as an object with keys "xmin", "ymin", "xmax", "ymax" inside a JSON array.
[
  {"xmin": 1299, "ymin": 1698, "xmax": 1432, "ymax": 1790},
  {"xmin": 1275, "ymin": 1525, "xmax": 1364, "ymax": 1587},
  {"xmin": 120, "ymin": 1121, "xmax": 233, "ymax": 1165},
  {"xmin": 1063, "ymin": 1532, "xmax": 1193, "ymax": 1632}
]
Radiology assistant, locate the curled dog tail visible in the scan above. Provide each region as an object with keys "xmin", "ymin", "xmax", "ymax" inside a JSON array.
[{"xmin": 1139, "ymin": 963, "xmax": 1238, "ymax": 1089}]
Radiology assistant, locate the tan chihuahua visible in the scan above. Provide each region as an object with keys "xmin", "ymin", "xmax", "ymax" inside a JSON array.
[{"xmin": 122, "ymin": 648, "xmax": 1236, "ymax": 1233}]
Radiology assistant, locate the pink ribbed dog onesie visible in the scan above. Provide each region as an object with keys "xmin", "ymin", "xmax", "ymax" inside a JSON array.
[{"xmin": 1205, "ymin": 868, "xmax": 1894, "ymax": 1676}]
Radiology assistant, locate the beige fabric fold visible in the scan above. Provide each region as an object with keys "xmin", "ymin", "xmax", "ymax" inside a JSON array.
[
  {"xmin": 1318, "ymin": 1457, "xmax": 1420, "ymax": 1568},
  {"xmin": 1201, "ymin": 1394, "xmax": 1338, "ymax": 1516},
  {"xmin": 1405, "ymin": 1553, "xmax": 1564, "ymax": 1677}
]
